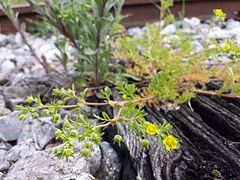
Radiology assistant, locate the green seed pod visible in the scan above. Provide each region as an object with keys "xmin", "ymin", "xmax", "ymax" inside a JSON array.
[
  {"xmin": 113, "ymin": 135, "xmax": 123, "ymax": 146},
  {"xmin": 63, "ymin": 148, "xmax": 74, "ymax": 160},
  {"xmin": 84, "ymin": 141, "xmax": 94, "ymax": 149},
  {"xmin": 55, "ymin": 129, "xmax": 62, "ymax": 138},
  {"xmin": 19, "ymin": 114, "xmax": 27, "ymax": 121},
  {"xmin": 32, "ymin": 112, "xmax": 39, "ymax": 119},
  {"xmin": 140, "ymin": 139, "xmax": 150, "ymax": 149},
  {"xmin": 69, "ymin": 130, "xmax": 78, "ymax": 138},
  {"xmin": 63, "ymin": 120, "xmax": 71, "ymax": 129},
  {"xmin": 90, "ymin": 133, "xmax": 101, "ymax": 144},
  {"xmin": 42, "ymin": 109, "xmax": 50, "ymax": 116},
  {"xmin": 26, "ymin": 96, "xmax": 34, "ymax": 103},
  {"xmin": 51, "ymin": 114, "xmax": 61, "ymax": 123},
  {"xmin": 80, "ymin": 148, "xmax": 91, "ymax": 157}
]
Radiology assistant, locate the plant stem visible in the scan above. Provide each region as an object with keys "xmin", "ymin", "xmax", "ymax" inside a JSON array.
[
  {"xmin": 94, "ymin": 0, "xmax": 107, "ymax": 86},
  {"xmin": 94, "ymin": 107, "xmax": 123, "ymax": 129},
  {"xmin": 194, "ymin": 89, "xmax": 240, "ymax": 99},
  {"xmin": 40, "ymin": 95, "xmax": 156, "ymax": 109}
]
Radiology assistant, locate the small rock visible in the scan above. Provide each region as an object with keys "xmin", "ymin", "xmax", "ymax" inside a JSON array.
[
  {"xmin": 0, "ymin": 172, "xmax": 4, "ymax": 179},
  {"xmin": 96, "ymin": 142, "xmax": 121, "ymax": 180},
  {"xmin": 127, "ymin": 27, "xmax": 143, "ymax": 38},
  {"xmin": 230, "ymin": 27, "xmax": 240, "ymax": 37},
  {"xmin": 0, "ymin": 73, "xmax": 9, "ymax": 85},
  {"xmin": 0, "ymin": 112, "xmax": 23, "ymax": 142},
  {"xmin": 208, "ymin": 29, "xmax": 231, "ymax": 39},
  {"xmin": 0, "ymin": 140, "xmax": 37, "ymax": 173},
  {"xmin": 44, "ymin": 49, "xmax": 60, "ymax": 62},
  {"xmin": 161, "ymin": 24, "xmax": 177, "ymax": 35},
  {"xmin": 0, "ymin": 108, "xmax": 11, "ymax": 117},
  {"xmin": 3, "ymin": 85, "xmax": 47, "ymax": 109},
  {"xmin": 14, "ymin": 33, "xmax": 23, "ymax": 45},
  {"xmin": 190, "ymin": 41, "xmax": 203, "ymax": 53},
  {"xmin": 226, "ymin": 19, "xmax": 240, "ymax": 29},
  {"xmin": 39, "ymin": 44, "xmax": 53, "ymax": 56},
  {"xmin": 0, "ymin": 96, "xmax": 11, "ymax": 117},
  {"xmin": 184, "ymin": 17, "xmax": 201, "ymax": 28},
  {"xmin": 0, "ymin": 95, "xmax": 5, "ymax": 109},
  {"xmin": 70, "ymin": 173, "xmax": 96, "ymax": 180},
  {"xmin": 0, "ymin": 60, "xmax": 15, "ymax": 74},
  {"xmin": 17, "ymin": 117, "xmax": 55, "ymax": 150},
  {"xmin": 0, "ymin": 34, "xmax": 8, "ymax": 47},
  {"xmin": 0, "ymin": 142, "xmax": 12, "ymax": 161}
]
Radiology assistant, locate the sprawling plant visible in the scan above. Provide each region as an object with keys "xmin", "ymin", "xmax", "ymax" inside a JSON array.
[
  {"xmin": 12, "ymin": 0, "xmax": 178, "ymax": 160},
  {"xmin": 17, "ymin": 82, "xmax": 177, "ymax": 160},
  {"xmin": 15, "ymin": 0, "xmax": 240, "ymax": 161}
]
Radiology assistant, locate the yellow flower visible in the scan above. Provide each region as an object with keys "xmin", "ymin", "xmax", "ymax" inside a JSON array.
[
  {"xmin": 213, "ymin": 9, "xmax": 226, "ymax": 21},
  {"xmin": 222, "ymin": 44, "xmax": 230, "ymax": 51},
  {"xmin": 146, "ymin": 123, "xmax": 158, "ymax": 135},
  {"xmin": 163, "ymin": 135, "xmax": 178, "ymax": 151}
]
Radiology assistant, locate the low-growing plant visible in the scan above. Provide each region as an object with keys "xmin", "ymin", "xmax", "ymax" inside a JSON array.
[
  {"xmin": 17, "ymin": 82, "xmax": 177, "ymax": 160},
  {"xmin": 14, "ymin": 0, "xmax": 240, "ymax": 161}
]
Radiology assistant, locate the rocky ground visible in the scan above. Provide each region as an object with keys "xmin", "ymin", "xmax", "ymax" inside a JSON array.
[{"xmin": 0, "ymin": 17, "xmax": 239, "ymax": 180}]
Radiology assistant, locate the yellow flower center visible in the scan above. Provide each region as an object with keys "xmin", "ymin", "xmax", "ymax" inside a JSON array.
[{"xmin": 166, "ymin": 139, "xmax": 174, "ymax": 146}]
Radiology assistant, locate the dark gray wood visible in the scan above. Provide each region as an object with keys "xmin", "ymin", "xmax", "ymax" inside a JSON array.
[{"xmin": 106, "ymin": 91, "xmax": 240, "ymax": 180}]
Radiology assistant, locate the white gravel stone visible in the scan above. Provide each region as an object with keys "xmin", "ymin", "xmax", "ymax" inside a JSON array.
[
  {"xmin": 226, "ymin": 19, "xmax": 240, "ymax": 29},
  {"xmin": 128, "ymin": 27, "xmax": 143, "ymax": 38},
  {"xmin": 0, "ymin": 60, "xmax": 15, "ymax": 74},
  {"xmin": 190, "ymin": 41, "xmax": 203, "ymax": 53},
  {"xmin": 184, "ymin": 17, "xmax": 201, "ymax": 28},
  {"xmin": 161, "ymin": 24, "xmax": 177, "ymax": 35}
]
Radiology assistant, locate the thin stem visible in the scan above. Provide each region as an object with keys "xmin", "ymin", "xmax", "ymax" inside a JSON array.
[
  {"xmin": 40, "ymin": 95, "xmax": 155, "ymax": 109},
  {"xmin": 94, "ymin": 0, "xmax": 107, "ymax": 86},
  {"xmin": 94, "ymin": 107, "xmax": 123, "ymax": 129},
  {"xmin": 194, "ymin": 89, "xmax": 240, "ymax": 99}
]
